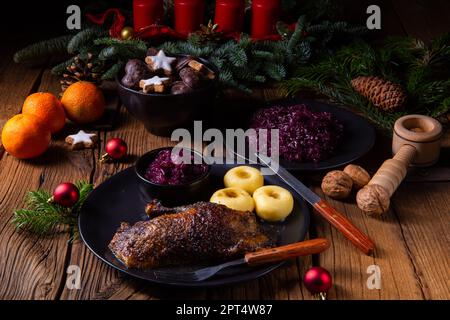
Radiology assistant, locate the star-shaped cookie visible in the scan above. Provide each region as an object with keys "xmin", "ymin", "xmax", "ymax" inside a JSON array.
[
  {"xmin": 139, "ymin": 76, "xmax": 171, "ymax": 93},
  {"xmin": 145, "ymin": 50, "xmax": 177, "ymax": 75},
  {"xmin": 65, "ymin": 130, "xmax": 98, "ymax": 150}
]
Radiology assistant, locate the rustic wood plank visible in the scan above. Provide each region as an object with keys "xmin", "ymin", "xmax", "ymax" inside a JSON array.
[
  {"xmin": 0, "ymin": 69, "xmax": 94, "ymax": 299},
  {"xmin": 392, "ymin": 182, "xmax": 450, "ymax": 299},
  {"xmin": 0, "ymin": 62, "xmax": 42, "ymax": 119},
  {"xmin": 0, "ymin": 51, "xmax": 43, "ymax": 154},
  {"xmin": 312, "ymin": 186, "xmax": 425, "ymax": 299}
]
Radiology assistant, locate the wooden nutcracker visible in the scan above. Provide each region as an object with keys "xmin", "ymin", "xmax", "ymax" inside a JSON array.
[{"xmin": 357, "ymin": 115, "xmax": 443, "ymax": 215}]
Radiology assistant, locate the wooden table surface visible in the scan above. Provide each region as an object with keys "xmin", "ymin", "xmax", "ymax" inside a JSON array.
[{"xmin": 0, "ymin": 0, "xmax": 449, "ymax": 300}]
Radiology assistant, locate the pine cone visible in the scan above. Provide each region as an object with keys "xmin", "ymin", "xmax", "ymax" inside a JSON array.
[
  {"xmin": 60, "ymin": 53, "xmax": 104, "ymax": 92},
  {"xmin": 351, "ymin": 76, "xmax": 406, "ymax": 112},
  {"xmin": 193, "ymin": 20, "xmax": 225, "ymax": 44}
]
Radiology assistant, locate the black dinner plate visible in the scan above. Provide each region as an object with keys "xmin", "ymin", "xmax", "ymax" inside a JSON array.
[
  {"xmin": 226, "ymin": 98, "xmax": 376, "ymax": 171},
  {"xmin": 78, "ymin": 164, "xmax": 310, "ymax": 287}
]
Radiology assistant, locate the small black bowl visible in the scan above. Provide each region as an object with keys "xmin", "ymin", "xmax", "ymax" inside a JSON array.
[
  {"xmin": 135, "ymin": 147, "xmax": 211, "ymax": 206},
  {"xmin": 117, "ymin": 56, "xmax": 218, "ymax": 137}
]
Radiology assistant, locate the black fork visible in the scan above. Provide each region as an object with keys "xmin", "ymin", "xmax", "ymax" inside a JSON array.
[{"xmin": 151, "ymin": 238, "xmax": 330, "ymax": 283}]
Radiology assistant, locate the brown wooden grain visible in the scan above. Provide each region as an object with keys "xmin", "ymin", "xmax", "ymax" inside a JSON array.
[
  {"xmin": 1, "ymin": 0, "xmax": 449, "ymax": 300},
  {"xmin": 313, "ymin": 186, "xmax": 426, "ymax": 299},
  {"xmin": 392, "ymin": 183, "xmax": 450, "ymax": 299},
  {"xmin": 0, "ymin": 69, "xmax": 94, "ymax": 299}
]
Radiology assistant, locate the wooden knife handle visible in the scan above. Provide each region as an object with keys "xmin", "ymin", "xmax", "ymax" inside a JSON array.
[
  {"xmin": 314, "ymin": 200, "xmax": 375, "ymax": 255},
  {"xmin": 244, "ymin": 238, "xmax": 330, "ymax": 266}
]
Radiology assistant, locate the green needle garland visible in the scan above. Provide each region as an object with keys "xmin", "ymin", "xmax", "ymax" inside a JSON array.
[{"xmin": 12, "ymin": 181, "xmax": 94, "ymax": 236}]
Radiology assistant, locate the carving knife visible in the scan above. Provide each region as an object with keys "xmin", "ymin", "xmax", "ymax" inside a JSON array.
[{"xmin": 255, "ymin": 154, "xmax": 375, "ymax": 255}]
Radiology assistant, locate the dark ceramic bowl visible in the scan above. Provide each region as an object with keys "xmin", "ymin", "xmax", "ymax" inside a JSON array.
[
  {"xmin": 135, "ymin": 147, "xmax": 211, "ymax": 206},
  {"xmin": 117, "ymin": 56, "xmax": 218, "ymax": 137}
]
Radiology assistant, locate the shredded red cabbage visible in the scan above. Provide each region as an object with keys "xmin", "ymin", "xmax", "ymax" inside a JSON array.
[
  {"xmin": 145, "ymin": 149, "xmax": 208, "ymax": 185},
  {"xmin": 249, "ymin": 104, "xmax": 343, "ymax": 163}
]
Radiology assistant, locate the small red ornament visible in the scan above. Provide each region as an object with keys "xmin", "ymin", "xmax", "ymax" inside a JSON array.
[
  {"xmin": 303, "ymin": 266, "xmax": 332, "ymax": 300},
  {"xmin": 51, "ymin": 183, "xmax": 80, "ymax": 207},
  {"xmin": 100, "ymin": 138, "xmax": 128, "ymax": 162}
]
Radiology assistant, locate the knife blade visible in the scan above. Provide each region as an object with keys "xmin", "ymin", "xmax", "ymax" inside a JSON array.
[{"xmin": 255, "ymin": 153, "xmax": 375, "ymax": 255}]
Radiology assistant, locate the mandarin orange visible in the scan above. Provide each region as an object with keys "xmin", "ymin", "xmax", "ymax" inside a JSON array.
[
  {"xmin": 61, "ymin": 81, "xmax": 105, "ymax": 124},
  {"xmin": 1, "ymin": 114, "xmax": 51, "ymax": 159},
  {"xmin": 22, "ymin": 92, "xmax": 66, "ymax": 133}
]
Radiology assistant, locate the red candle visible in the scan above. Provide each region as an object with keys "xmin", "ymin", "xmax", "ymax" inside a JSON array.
[
  {"xmin": 251, "ymin": 0, "xmax": 280, "ymax": 38},
  {"xmin": 174, "ymin": 0, "xmax": 205, "ymax": 36},
  {"xmin": 214, "ymin": 0, "xmax": 245, "ymax": 33},
  {"xmin": 133, "ymin": 0, "xmax": 164, "ymax": 32}
]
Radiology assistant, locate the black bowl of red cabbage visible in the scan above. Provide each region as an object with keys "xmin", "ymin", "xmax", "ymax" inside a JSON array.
[
  {"xmin": 249, "ymin": 104, "xmax": 344, "ymax": 163},
  {"xmin": 135, "ymin": 147, "xmax": 210, "ymax": 206}
]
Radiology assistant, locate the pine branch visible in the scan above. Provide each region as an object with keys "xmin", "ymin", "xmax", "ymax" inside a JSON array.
[
  {"xmin": 155, "ymin": 14, "xmax": 367, "ymax": 93},
  {"xmin": 51, "ymin": 58, "xmax": 74, "ymax": 76},
  {"xmin": 280, "ymin": 34, "xmax": 450, "ymax": 131},
  {"xmin": 67, "ymin": 27, "xmax": 106, "ymax": 54},
  {"xmin": 72, "ymin": 181, "xmax": 94, "ymax": 214},
  {"xmin": 12, "ymin": 181, "xmax": 93, "ymax": 236},
  {"xmin": 13, "ymin": 35, "xmax": 73, "ymax": 66},
  {"xmin": 94, "ymin": 37, "xmax": 148, "ymax": 53},
  {"xmin": 288, "ymin": 16, "xmax": 307, "ymax": 52},
  {"xmin": 101, "ymin": 62, "xmax": 125, "ymax": 80}
]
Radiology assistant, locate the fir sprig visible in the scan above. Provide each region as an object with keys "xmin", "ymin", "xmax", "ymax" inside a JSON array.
[
  {"xmin": 280, "ymin": 34, "xmax": 450, "ymax": 130},
  {"xmin": 12, "ymin": 181, "xmax": 94, "ymax": 236},
  {"xmin": 13, "ymin": 35, "xmax": 73, "ymax": 66},
  {"xmin": 14, "ymin": 1, "xmax": 366, "ymax": 90},
  {"xmin": 159, "ymin": 15, "xmax": 365, "ymax": 93}
]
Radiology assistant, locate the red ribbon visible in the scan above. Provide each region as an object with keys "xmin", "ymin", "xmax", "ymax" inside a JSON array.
[
  {"xmin": 135, "ymin": 24, "xmax": 187, "ymax": 40},
  {"xmin": 86, "ymin": 8, "xmax": 126, "ymax": 38}
]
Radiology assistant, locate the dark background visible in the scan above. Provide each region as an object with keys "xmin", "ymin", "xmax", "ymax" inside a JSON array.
[{"xmin": 1, "ymin": 0, "xmax": 449, "ymax": 48}]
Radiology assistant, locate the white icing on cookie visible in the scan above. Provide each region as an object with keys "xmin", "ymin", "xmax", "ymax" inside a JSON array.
[
  {"xmin": 146, "ymin": 50, "xmax": 176, "ymax": 72},
  {"xmin": 140, "ymin": 76, "xmax": 170, "ymax": 87},
  {"xmin": 66, "ymin": 130, "xmax": 97, "ymax": 145}
]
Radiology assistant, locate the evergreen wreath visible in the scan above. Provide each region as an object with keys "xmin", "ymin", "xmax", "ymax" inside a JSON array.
[
  {"xmin": 281, "ymin": 34, "xmax": 450, "ymax": 131},
  {"xmin": 159, "ymin": 16, "xmax": 366, "ymax": 93},
  {"xmin": 12, "ymin": 0, "xmax": 366, "ymax": 93}
]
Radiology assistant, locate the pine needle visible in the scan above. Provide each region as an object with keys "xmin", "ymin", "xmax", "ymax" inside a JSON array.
[
  {"xmin": 157, "ymin": 14, "xmax": 365, "ymax": 93},
  {"xmin": 12, "ymin": 181, "xmax": 94, "ymax": 236},
  {"xmin": 13, "ymin": 35, "xmax": 73, "ymax": 67},
  {"xmin": 279, "ymin": 34, "xmax": 450, "ymax": 131}
]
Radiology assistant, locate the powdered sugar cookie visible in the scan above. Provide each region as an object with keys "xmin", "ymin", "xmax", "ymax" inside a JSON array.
[
  {"xmin": 145, "ymin": 50, "xmax": 177, "ymax": 75},
  {"xmin": 139, "ymin": 76, "xmax": 171, "ymax": 93},
  {"xmin": 65, "ymin": 130, "xmax": 98, "ymax": 150}
]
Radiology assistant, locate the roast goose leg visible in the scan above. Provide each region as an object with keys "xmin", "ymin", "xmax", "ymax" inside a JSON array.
[{"xmin": 109, "ymin": 201, "xmax": 273, "ymax": 269}]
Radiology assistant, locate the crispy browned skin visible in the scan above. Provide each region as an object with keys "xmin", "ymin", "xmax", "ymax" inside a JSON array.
[{"xmin": 109, "ymin": 201, "xmax": 272, "ymax": 269}]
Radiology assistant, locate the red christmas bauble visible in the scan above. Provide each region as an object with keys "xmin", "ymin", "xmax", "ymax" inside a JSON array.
[
  {"xmin": 105, "ymin": 138, "xmax": 127, "ymax": 160},
  {"xmin": 303, "ymin": 266, "xmax": 332, "ymax": 295},
  {"xmin": 53, "ymin": 182, "xmax": 80, "ymax": 207}
]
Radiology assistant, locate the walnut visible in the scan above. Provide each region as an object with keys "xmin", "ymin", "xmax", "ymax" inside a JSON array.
[
  {"xmin": 321, "ymin": 170, "xmax": 353, "ymax": 199},
  {"xmin": 344, "ymin": 164, "xmax": 371, "ymax": 189},
  {"xmin": 356, "ymin": 184, "xmax": 390, "ymax": 215}
]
